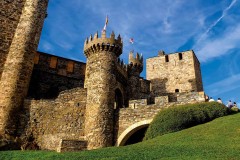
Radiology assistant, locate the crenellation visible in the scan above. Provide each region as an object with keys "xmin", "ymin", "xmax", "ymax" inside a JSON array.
[{"xmin": 0, "ymin": 2, "xmax": 205, "ymax": 151}]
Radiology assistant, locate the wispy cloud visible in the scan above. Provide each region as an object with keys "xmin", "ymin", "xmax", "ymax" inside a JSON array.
[
  {"xmin": 206, "ymin": 74, "xmax": 240, "ymax": 96},
  {"xmin": 194, "ymin": 0, "xmax": 238, "ymax": 49},
  {"xmin": 41, "ymin": 41, "xmax": 54, "ymax": 52},
  {"xmin": 196, "ymin": 24, "xmax": 240, "ymax": 62}
]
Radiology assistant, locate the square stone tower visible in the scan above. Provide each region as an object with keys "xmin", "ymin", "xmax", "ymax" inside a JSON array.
[{"xmin": 146, "ymin": 50, "xmax": 203, "ymax": 96}]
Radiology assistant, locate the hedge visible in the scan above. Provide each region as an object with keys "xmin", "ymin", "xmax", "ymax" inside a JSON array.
[{"xmin": 144, "ymin": 102, "xmax": 230, "ymax": 140}]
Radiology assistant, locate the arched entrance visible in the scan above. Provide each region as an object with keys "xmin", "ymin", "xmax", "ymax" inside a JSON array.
[
  {"xmin": 117, "ymin": 119, "xmax": 152, "ymax": 146},
  {"xmin": 115, "ymin": 88, "xmax": 123, "ymax": 109}
]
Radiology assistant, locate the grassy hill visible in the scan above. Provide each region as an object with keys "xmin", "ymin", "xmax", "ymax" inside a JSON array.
[{"xmin": 1, "ymin": 113, "xmax": 240, "ymax": 160}]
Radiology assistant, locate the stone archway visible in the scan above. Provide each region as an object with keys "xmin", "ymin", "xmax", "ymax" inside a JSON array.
[{"xmin": 117, "ymin": 119, "xmax": 152, "ymax": 146}]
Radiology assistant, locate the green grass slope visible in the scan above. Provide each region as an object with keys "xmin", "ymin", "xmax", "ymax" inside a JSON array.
[
  {"xmin": 1, "ymin": 113, "xmax": 240, "ymax": 160},
  {"xmin": 144, "ymin": 102, "xmax": 229, "ymax": 140}
]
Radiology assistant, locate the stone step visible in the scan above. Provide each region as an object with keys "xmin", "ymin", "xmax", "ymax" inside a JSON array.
[{"xmin": 57, "ymin": 138, "xmax": 88, "ymax": 152}]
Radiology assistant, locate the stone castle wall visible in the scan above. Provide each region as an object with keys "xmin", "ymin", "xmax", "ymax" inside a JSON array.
[
  {"xmin": 0, "ymin": 0, "xmax": 49, "ymax": 136},
  {"xmin": 19, "ymin": 87, "xmax": 87, "ymax": 151},
  {"xmin": 0, "ymin": 0, "xmax": 26, "ymax": 78},
  {"xmin": 146, "ymin": 50, "xmax": 203, "ymax": 96},
  {"xmin": 28, "ymin": 52, "xmax": 86, "ymax": 99},
  {"xmin": 193, "ymin": 53, "xmax": 204, "ymax": 91},
  {"xmin": 129, "ymin": 91, "xmax": 205, "ymax": 108}
]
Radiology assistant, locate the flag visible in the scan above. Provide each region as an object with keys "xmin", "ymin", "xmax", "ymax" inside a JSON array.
[
  {"xmin": 102, "ymin": 15, "xmax": 108, "ymax": 32},
  {"xmin": 129, "ymin": 38, "xmax": 134, "ymax": 44}
]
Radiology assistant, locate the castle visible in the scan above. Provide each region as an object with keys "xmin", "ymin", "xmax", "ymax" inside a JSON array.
[{"xmin": 0, "ymin": 0, "xmax": 205, "ymax": 151}]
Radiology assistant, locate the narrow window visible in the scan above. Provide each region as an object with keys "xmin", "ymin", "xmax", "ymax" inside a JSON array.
[
  {"xmin": 175, "ymin": 89, "xmax": 179, "ymax": 93},
  {"xmin": 165, "ymin": 55, "xmax": 169, "ymax": 62},
  {"xmin": 179, "ymin": 53, "xmax": 183, "ymax": 60},
  {"xmin": 50, "ymin": 56, "xmax": 58, "ymax": 68}
]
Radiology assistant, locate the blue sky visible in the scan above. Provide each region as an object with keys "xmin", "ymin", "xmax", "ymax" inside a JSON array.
[{"xmin": 38, "ymin": 0, "xmax": 240, "ymax": 106}]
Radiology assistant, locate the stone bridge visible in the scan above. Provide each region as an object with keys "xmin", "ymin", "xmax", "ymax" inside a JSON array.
[{"xmin": 116, "ymin": 105, "xmax": 162, "ymax": 146}]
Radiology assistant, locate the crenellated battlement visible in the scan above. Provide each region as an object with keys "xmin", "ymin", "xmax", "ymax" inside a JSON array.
[
  {"xmin": 128, "ymin": 51, "xmax": 143, "ymax": 73},
  {"xmin": 117, "ymin": 58, "xmax": 128, "ymax": 71},
  {"xmin": 84, "ymin": 31, "xmax": 123, "ymax": 58}
]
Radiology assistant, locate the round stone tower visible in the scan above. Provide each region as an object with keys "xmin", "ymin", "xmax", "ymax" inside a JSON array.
[
  {"xmin": 83, "ymin": 31, "xmax": 123, "ymax": 149},
  {"xmin": 0, "ymin": 0, "xmax": 49, "ymax": 136},
  {"xmin": 127, "ymin": 51, "xmax": 143, "ymax": 100}
]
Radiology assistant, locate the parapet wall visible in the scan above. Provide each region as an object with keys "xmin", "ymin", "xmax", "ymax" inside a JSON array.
[
  {"xmin": 129, "ymin": 91, "xmax": 205, "ymax": 108},
  {"xmin": 28, "ymin": 52, "xmax": 86, "ymax": 99},
  {"xmin": 19, "ymin": 87, "xmax": 87, "ymax": 151},
  {"xmin": 34, "ymin": 51, "xmax": 86, "ymax": 79}
]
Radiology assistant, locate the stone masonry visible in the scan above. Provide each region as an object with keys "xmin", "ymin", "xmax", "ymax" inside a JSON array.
[
  {"xmin": 0, "ymin": 0, "xmax": 26, "ymax": 78},
  {"xmin": 0, "ymin": 1, "xmax": 206, "ymax": 152},
  {"xmin": 28, "ymin": 51, "xmax": 86, "ymax": 99},
  {"xmin": 0, "ymin": 0, "xmax": 49, "ymax": 136},
  {"xmin": 146, "ymin": 50, "xmax": 203, "ymax": 96},
  {"xmin": 19, "ymin": 88, "xmax": 86, "ymax": 150},
  {"xmin": 83, "ymin": 31, "xmax": 123, "ymax": 149}
]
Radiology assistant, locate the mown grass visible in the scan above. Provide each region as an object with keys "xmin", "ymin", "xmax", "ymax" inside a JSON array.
[{"xmin": 1, "ymin": 113, "xmax": 240, "ymax": 160}]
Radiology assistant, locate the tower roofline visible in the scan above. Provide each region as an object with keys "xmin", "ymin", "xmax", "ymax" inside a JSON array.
[{"xmin": 84, "ymin": 31, "xmax": 123, "ymax": 58}]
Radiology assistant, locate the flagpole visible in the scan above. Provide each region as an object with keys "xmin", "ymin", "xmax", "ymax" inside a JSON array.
[{"xmin": 102, "ymin": 15, "xmax": 108, "ymax": 33}]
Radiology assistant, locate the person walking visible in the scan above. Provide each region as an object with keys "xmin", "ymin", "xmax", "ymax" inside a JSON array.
[
  {"xmin": 209, "ymin": 97, "xmax": 215, "ymax": 102},
  {"xmin": 233, "ymin": 102, "xmax": 238, "ymax": 108},
  {"xmin": 227, "ymin": 100, "xmax": 233, "ymax": 108},
  {"xmin": 217, "ymin": 98, "xmax": 223, "ymax": 104}
]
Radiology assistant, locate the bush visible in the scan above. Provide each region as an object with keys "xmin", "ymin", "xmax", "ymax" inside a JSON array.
[{"xmin": 144, "ymin": 102, "xmax": 230, "ymax": 140}]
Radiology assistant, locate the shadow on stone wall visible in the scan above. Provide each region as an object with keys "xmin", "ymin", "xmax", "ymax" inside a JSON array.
[
  {"xmin": 113, "ymin": 109, "xmax": 120, "ymax": 146},
  {"xmin": 150, "ymin": 78, "xmax": 168, "ymax": 96},
  {"xmin": 17, "ymin": 104, "xmax": 40, "ymax": 150},
  {"xmin": 188, "ymin": 78, "xmax": 197, "ymax": 92},
  {"xmin": 148, "ymin": 78, "xmax": 168, "ymax": 104},
  {"xmin": 27, "ymin": 71, "xmax": 84, "ymax": 99}
]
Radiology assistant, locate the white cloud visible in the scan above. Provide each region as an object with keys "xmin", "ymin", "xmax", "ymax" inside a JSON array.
[
  {"xmin": 40, "ymin": 41, "xmax": 54, "ymax": 53},
  {"xmin": 193, "ymin": 0, "xmax": 239, "ymax": 61},
  {"xmin": 195, "ymin": 24, "xmax": 240, "ymax": 62},
  {"xmin": 206, "ymin": 74, "xmax": 240, "ymax": 96}
]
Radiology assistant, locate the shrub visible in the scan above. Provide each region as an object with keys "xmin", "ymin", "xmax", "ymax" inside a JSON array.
[{"xmin": 144, "ymin": 102, "xmax": 230, "ymax": 140}]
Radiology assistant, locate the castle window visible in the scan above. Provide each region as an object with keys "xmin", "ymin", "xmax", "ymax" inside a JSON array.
[
  {"xmin": 50, "ymin": 56, "xmax": 58, "ymax": 68},
  {"xmin": 67, "ymin": 61, "xmax": 74, "ymax": 73},
  {"xmin": 34, "ymin": 52, "xmax": 40, "ymax": 64},
  {"xmin": 165, "ymin": 55, "xmax": 169, "ymax": 62},
  {"xmin": 175, "ymin": 89, "xmax": 179, "ymax": 93},
  {"xmin": 179, "ymin": 53, "xmax": 183, "ymax": 60}
]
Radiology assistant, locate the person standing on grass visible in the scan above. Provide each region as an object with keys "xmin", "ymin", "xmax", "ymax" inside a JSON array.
[
  {"xmin": 217, "ymin": 98, "xmax": 223, "ymax": 104},
  {"xmin": 227, "ymin": 100, "xmax": 233, "ymax": 108},
  {"xmin": 209, "ymin": 97, "xmax": 215, "ymax": 102},
  {"xmin": 205, "ymin": 95, "xmax": 209, "ymax": 102},
  {"xmin": 233, "ymin": 102, "xmax": 237, "ymax": 108}
]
